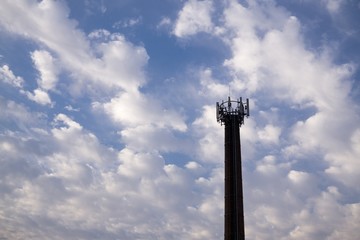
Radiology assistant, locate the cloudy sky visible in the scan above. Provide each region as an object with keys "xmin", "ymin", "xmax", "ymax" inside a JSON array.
[{"xmin": 0, "ymin": 0, "xmax": 359, "ymax": 239}]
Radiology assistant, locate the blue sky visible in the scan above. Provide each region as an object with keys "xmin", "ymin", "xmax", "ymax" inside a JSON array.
[{"xmin": 0, "ymin": 0, "xmax": 359, "ymax": 239}]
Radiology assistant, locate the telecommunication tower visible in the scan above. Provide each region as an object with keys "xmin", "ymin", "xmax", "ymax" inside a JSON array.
[{"xmin": 216, "ymin": 96, "xmax": 249, "ymax": 240}]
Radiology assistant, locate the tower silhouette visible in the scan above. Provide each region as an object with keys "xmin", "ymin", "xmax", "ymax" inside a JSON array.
[{"xmin": 217, "ymin": 96, "xmax": 249, "ymax": 240}]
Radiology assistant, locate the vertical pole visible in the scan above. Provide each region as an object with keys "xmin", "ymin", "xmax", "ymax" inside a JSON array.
[
  {"xmin": 218, "ymin": 97, "xmax": 248, "ymax": 240},
  {"xmin": 224, "ymin": 115, "xmax": 245, "ymax": 240}
]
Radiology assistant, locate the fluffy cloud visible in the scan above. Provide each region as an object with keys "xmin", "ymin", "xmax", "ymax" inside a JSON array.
[
  {"xmin": 1, "ymin": 58, "xmax": 55, "ymax": 106},
  {"xmin": 257, "ymin": 124, "xmax": 281, "ymax": 144},
  {"xmin": 0, "ymin": 100, "xmax": 221, "ymax": 239},
  {"xmin": 173, "ymin": 0, "xmax": 214, "ymax": 37},
  {"xmin": 101, "ymin": 91, "xmax": 187, "ymax": 132},
  {"xmin": 26, "ymin": 88, "xmax": 52, "ymax": 105},
  {"xmin": 198, "ymin": 68, "xmax": 229, "ymax": 98},
  {"xmin": 0, "ymin": 0, "xmax": 359, "ymax": 239},
  {"xmin": 0, "ymin": 64, "xmax": 24, "ymax": 88},
  {"xmin": 0, "ymin": 1, "xmax": 217, "ymax": 238},
  {"xmin": 192, "ymin": 105, "xmax": 223, "ymax": 164},
  {"xmin": 31, "ymin": 50, "xmax": 58, "ymax": 91},
  {"xmin": 0, "ymin": 0, "xmax": 148, "ymax": 94}
]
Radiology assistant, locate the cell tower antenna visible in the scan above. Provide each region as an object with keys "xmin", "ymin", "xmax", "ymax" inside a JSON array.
[{"xmin": 216, "ymin": 96, "xmax": 249, "ymax": 240}]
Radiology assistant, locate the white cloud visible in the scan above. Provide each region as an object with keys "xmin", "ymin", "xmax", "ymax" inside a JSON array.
[
  {"xmin": 0, "ymin": 0, "xmax": 148, "ymax": 95},
  {"xmin": 173, "ymin": 0, "xmax": 214, "ymax": 37},
  {"xmin": 113, "ymin": 17, "xmax": 142, "ymax": 29},
  {"xmin": 157, "ymin": 17, "xmax": 172, "ymax": 29},
  {"xmin": 0, "ymin": 141, "xmax": 14, "ymax": 152},
  {"xmin": 64, "ymin": 105, "xmax": 79, "ymax": 112},
  {"xmin": 257, "ymin": 124, "xmax": 281, "ymax": 144},
  {"xmin": 117, "ymin": 148, "xmax": 164, "ymax": 179},
  {"xmin": 102, "ymin": 91, "xmax": 187, "ymax": 132},
  {"xmin": 93, "ymin": 34, "xmax": 148, "ymax": 91},
  {"xmin": 192, "ymin": 105, "xmax": 223, "ymax": 164},
  {"xmin": 256, "ymin": 155, "xmax": 277, "ymax": 174},
  {"xmin": 88, "ymin": 29, "xmax": 111, "ymax": 40},
  {"xmin": 0, "ymin": 98, "xmax": 43, "ymax": 128},
  {"xmin": 120, "ymin": 124, "xmax": 189, "ymax": 153},
  {"xmin": 31, "ymin": 50, "xmax": 58, "ymax": 91},
  {"xmin": 26, "ymin": 88, "xmax": 52, "ymax": 106},
  {"xmin": 53, "ymin": 113, "xmax": 83, "ymax": 132},
  {"xmin": 324, "ymin": 128, "xmax": 360, "ymax": 190},
  {"xmin": 288, "ymin": 170, "xmax": 310, "ymax": 184},
  {"xmin": 322, "ymin": 0, "xmax": 344, "ymax": 14},
  {"xmin": 0, "ymin": 0, "xmax": 359, "ymax": 239},
  {"xmin": 0, "ymin": 64, "xmax": 24, "ymax": 88},
  {"xmin": 199, "ymin": 68, "xmax": 229, "ymax": 98},
  {"xmin": 185, "ymin": 161, "xmax": 202, "ymax": 171},
  {"xmin": 0, "ymin": 1, "xmax": 90, "ymax": 70},
  {"xmin": 0, "ymin": 116, "xmax": 221, "ymax": 239},
  {"xmin": 287, "ymin": 186, "xmax": 360, "ymax": 240}
]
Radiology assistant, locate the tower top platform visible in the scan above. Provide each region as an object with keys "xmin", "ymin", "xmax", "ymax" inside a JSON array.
[{"xmin": 216, "ymin": 96, "xmax": 249, "ymax": 126}]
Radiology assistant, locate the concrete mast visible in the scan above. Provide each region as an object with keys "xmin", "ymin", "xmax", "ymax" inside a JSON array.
[{"xmin": 217, "ymin": 96, "xmax": 249, "ymax": 240}]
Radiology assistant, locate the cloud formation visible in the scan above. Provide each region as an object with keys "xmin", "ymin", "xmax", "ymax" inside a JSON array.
[
  {"xmin": 173, "ymin": 0, "xmax": 214, "ymax": 37},
  {"xmin": 0, "ymin": 65, "xmax": 24, "ymax": 88},
  {"xmin": 0, "ymin": 0, "xmax": 359, "ymax": 239}
]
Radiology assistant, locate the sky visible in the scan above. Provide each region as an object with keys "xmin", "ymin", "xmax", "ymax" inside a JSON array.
[{"xmin": 0, "ymin": 0, "xmax": 359, "ymax": 239}]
